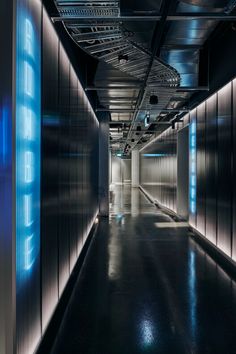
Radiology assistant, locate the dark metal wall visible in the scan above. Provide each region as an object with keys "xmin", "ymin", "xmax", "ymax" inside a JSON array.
[
  {"xmin": 41, "ymin": 4, "xmax": 99, "ymax": 341},
  {"xmin": 0, "ymin": 0, "xmax": 15, "ymax": 353},
  {"xmin": 140, "ymin": 79, "xmax": 236, "ymax": 263},
  {"xmin": 205, "ymin": 93, "xmax": 217, "ymax": 245},
  {"xmin": 41, "ymin": 8, "xmax": 59, "ymax": 332},
  {"xmin": 217, "ymin": 83, "xmax": 232, "ymax": 257},
  {"xmin": 177, "ymin": 126, "xmax": 189, "ymax": 219},
  {"xmin": 15, "ymin": 1, "xmax": 42, "ymax": 353},
  {"xmin": 196, "ymin": 102, "xmax": 206, "ymax": 236},
  {"xmin": 8, "ymin": 3, "xmax": 100, "ymax": 353}
]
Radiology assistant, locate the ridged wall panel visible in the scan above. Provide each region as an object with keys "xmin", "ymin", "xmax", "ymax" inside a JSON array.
[{"xmin": 140, "ymin": 78, "xmax": 236, "ymax": 264}]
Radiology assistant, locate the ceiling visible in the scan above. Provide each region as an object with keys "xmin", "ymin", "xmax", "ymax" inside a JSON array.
[{"xmin": 51, "ymin": 0, "xmax": 236, "ymax": 155}]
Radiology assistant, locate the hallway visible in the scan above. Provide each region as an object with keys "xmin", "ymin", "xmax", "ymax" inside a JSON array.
[{"xmin": 52, "ymin": 186, "xmax": 236, "ymax": 354}]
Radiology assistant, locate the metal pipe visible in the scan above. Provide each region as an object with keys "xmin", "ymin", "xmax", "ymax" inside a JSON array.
[
  {"xmin": 176, "ymin": 86, "xmax": 209, "ymax": 92},
  {"xmin": 57, "ymin": 1, "xmax": 118, "ymax": 4},
  {"xmin": 51, "ymin": 14, "xmax": 236, "ymax": 22},
  {"xmin": 96, "ymin": 108, "xmax": 189, "ymax": 112},
  {"xmin": 73, "ymin": 30, "xmax": 121, "ymax": 42},
  {"xmin": 85, "ymin": 85, "xmax": 140, "ymax": 91},
  {"xmin": 86, "ymin": 85, "xmax": 209, "ymax": 91},
  {"xmin": 51, "ymin": 16, "xmax": 162, "ymax": 22}
]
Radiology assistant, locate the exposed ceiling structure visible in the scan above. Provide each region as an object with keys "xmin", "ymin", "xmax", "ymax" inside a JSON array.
[{"xmin": 52, "ymin": 0, "xmax": 236, "ymax": 155}]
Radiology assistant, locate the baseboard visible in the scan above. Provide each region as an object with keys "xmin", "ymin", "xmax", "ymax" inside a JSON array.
[
  {"xmin": 139, "ymin": 185, "xmax": 180, "ymax": 219},
  {"xmin": 139, "ymin": 185, "xmax": 154, "ymax": 204}
]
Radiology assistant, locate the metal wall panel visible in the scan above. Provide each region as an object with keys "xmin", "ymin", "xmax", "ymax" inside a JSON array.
[
  {"xmin": 58, "ymin": 43, "xmax": 70, "ymax": 295},
  {"xmin": 81, "ymin": 90, "xmax": 87, "ymax": 245},
  {"xmin": 172, "ymin": 129, "xmax": 178, "ymax": 212},
  {"xmin": 0, "ymin": 0, "xmax": 15, "ymax": 352},
  {"xmin": 217, "ymin": 83, "xmax": 232, "ymax": 257},
  {"xmin": 15, "ymin": 1, "xmax": 42, "ymax": 353},
  {"xmin": 75, "ymin": 79, "xmax": 83, "ymax": 257},
  {"xmin": 205, "ymin": 93, "xmax": 217, "ymax": 245},
  {"xmin": 196, "ymin": 102, "xmax": 206, "ymax": 236},
  {"xmin": 177, "ymin": 126, "xmax": 189, "ymax": 219},
  {"xmin": 233, "ymin": 80, "xmax": 236, "ymax": 261},
  {"xmin": 111, "ymin": 157, "xmax": 131, "ymax": 184},
  {"xmin": 69, "ymin": 65, "xmax": 78, "ymax": 271},
  {"xmin": 140, "ymin": 80, "xmax": 236, "ymax": 263},
  {"xmin": 0, "ymin": 3, "xmax": 99, "ymax": 354},
  {"xmin": 189, "ymin": 109, "xmax": 197, "ymax": 228},
  {"xmin": 41, "ymin": 9, "xmax": 99, "ymax": 345},
  {"xmin": 111, "ymin": 156, "xmax": 122, "ymax": 183},
  {"xmin": 140, "ymin": 127, "xmax": 178, "ymax": 212},
  {"xmin": 41, "ymin": 8, "xmax": 59, "ymax": 332},
  {"xmin": 43, "ymin": 26, "xmax": 99, "ymax": 290},
  {"xmin": 42, "ymin": 14, "xmax": 99, "ymax": 330}
]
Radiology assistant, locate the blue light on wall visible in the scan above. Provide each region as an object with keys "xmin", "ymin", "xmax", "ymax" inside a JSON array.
[
  {"xmin": 16, "ymin": 4, "xmax": 41, "ymax": 279},
  {"xmin": 0, "ymin": 101, "xmax": 11, "ymax": 167},
  {"xmin": 189, "ymin": 121, "xmax": 196, "ymax": 215},
  {"xmin": 143, "ymin": 153, "xmax": 171, "ymax": 157}
]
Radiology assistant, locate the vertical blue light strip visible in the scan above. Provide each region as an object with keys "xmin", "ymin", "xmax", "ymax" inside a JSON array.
[
  {"xmin": 0, "ymin": 103, "xmax": 11, "ymax": 167},
  {"xmin": 16, "ymin": 3, "xmax": 41, "ymax": 281},
  {"xmin": 189, "ymin": 120, "xmax": 196, "ymax": 215}
]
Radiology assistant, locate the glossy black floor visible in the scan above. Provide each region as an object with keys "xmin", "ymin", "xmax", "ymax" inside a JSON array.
[{"xmin": 52, "ymin": 185, "xmax": 236, "ymax": 354}]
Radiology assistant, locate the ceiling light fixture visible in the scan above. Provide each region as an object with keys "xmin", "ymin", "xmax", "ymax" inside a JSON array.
[
  {"xmin": 145, "ymin": 111, "xmax": 150, "ymax": 126},
  {"xmin": 118, "ymin": 54, "xmax": 129, "ymax": 64}
]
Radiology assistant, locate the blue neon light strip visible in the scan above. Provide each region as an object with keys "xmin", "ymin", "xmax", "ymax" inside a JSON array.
[
  {"xmin": 0, "ymin": 102, "xmax": 11, "ymax": 167},
  {"xmin": 16, "ymin": 4, "xmax": 41, "ymax": 277},
  {"xmin": 143, "ymin": 153, "xmax": 172, "ymax": 157},
  {"xmin": 189, "ymin": 121, "xmax": 196, "ymax": 214}
]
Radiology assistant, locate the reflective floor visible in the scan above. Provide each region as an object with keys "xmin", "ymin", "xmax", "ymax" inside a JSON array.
[{"xmin": 52, "ymin": 185, "xmax": 236, "ymax": 354}]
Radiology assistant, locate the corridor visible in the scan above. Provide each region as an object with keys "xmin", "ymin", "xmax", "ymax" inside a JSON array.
[
  {"xmin": 52, "ymin": 186, "xmax": 236, "ymax": 354},
  {"xmin": 3, "ymin": 1, "xmax": 236, "ymax": 353}
]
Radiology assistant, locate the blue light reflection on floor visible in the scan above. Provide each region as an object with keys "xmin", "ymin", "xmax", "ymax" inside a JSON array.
[
  {"xmin": 140, "ymin": 319, "xmax": 155, "ymax": 348},
  {"xmin": 188, "ymin": 250, "xmax": 197, "ymax": 350}
]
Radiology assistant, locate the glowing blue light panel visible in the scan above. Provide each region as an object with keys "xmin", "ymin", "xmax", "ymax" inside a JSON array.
[
  {"xmin": 16, "ymin": 3, "xmax": 41, "ymax": 280},
  {"xmin": 143, "ymin": 153, "xmax": 171, "ymax": 157},
  {"xmin": 0, "ymin": 102, "xmax": 11, "ymax": 167},
  {"xmin": 189, "ymin": 120, "xmax": 196, "ymax": 215}
]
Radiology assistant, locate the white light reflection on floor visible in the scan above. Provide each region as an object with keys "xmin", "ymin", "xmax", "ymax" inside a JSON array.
[
  {"xmin": 141, "ymin": 319, "xmax": 155, "ymax": 347},
  {"xmin": 115, "ymin": 213, "xmax": 125, "ymax": 225},
  {"xmin": 154, "ymin": 222, "xmax": 189, "ymax": 228},
  {"xmin": 139, "ymin": 314, "xmax": 157, "ymax": 350}
]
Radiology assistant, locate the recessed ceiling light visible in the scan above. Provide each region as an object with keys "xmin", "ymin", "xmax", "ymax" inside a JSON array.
[{"xmin": 118, "ymin": 54, "xmax": 129, "ymax": 64}]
